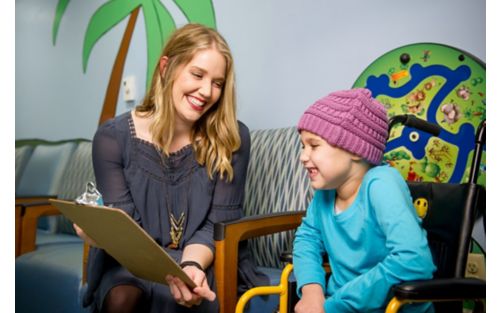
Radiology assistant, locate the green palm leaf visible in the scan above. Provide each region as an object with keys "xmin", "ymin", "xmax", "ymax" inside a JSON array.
[
  {"xmin": 142, "ymin": 0, "xmax": 176, "ymax": 87},
  {"xmin": 82, "ymin": 0, "xmax": 142, "ymax": 72},
  {"xmin": 52, "ymin": 0, "xmax": 70, "ymax": 45},
  {"xmin": 152, "ymin": 0, "xmax": 175, "ymax": 46},
  {"xmin": 173, "ymin": 0, "xmax": 216, "ymax": 27}
]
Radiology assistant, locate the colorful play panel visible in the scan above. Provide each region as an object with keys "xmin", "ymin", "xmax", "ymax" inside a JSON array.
[{"xmin": 353, "ymin": 43, "xmax": 486, "ymax": 186}]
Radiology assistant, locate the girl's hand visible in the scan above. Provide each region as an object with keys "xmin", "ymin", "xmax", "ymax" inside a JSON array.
[
  {"xmin": 294, "ymin": 284, "xmax": 325, "ymax": 313},
  {"xmin": 165, "ymin": 265, "xmax": 216, "ymax": 307},
  {"xmin": 73, "ymin": 223, "xmax": 99, "ymax": 247}
]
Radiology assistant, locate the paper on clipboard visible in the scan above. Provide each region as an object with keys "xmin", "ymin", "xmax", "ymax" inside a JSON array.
[{"xmin": 50, "ymin": 199, "xmax": 196, "ymax": 289}]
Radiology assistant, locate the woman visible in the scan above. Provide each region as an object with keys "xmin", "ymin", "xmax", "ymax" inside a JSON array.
[{"xmin": 75, "ymin": 23, "xmax": 266, "ymax": 313}]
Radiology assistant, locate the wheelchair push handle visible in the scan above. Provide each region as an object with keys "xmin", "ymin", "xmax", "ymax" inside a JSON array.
[
  {"xmin": 469, "ymin": 120, "xmax": 486, "ymax": 184},
  {"xmin": 475, "ymin": 120, "xmax": 486, "ymax": 146},
  {"xmin": 388, "ymin": 114, "xmax": 441, "ymax": 136}
]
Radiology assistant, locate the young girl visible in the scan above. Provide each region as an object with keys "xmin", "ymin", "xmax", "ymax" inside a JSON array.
[
  {"xmin": 293, "ymin": 88, "xmax": 435, "ymax": 312},
  {"xmin": 74, "ymin": 24, "xmax": 266, "ymax": 313}
]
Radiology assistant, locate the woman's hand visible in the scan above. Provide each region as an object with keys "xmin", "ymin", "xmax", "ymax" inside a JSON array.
[
  {"xmin": 166, "ymin": 265, "xmax": 216, "ymax": 308},
  {"xmin": 294, "ymin": 284, "xmax": 325, "ymax": 313},
  {"xmin": 73, "ymin": 223, "xmax": 99, "ymax": 247}
]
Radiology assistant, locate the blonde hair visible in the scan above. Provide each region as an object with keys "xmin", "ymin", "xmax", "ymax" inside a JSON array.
[{"xmin": 136, "ymin": 23, "xmax": 240, "ymax": 181}]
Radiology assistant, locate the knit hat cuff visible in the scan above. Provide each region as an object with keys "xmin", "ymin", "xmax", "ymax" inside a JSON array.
[{"xmin": 298, "ymin": 113, "xmax": 384, "ymax": 164}]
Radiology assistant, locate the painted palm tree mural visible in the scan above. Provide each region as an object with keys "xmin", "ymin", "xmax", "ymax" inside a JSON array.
[{"xmin": 52, "ymin": 0, "xmax": 216, "ymax": 125}]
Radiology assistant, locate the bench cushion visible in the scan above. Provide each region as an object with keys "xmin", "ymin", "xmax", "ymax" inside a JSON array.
[{"xmin": 15, "ymin": 241, "xmax": 88, "ymax": 313}]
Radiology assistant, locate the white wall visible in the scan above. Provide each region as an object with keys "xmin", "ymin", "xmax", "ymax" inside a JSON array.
[{"xmin": 15, "ymin": 0, "xmax": 485, "ymax": 140}]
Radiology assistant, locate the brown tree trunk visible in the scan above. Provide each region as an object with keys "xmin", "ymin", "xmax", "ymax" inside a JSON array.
[{"xmin": 98, "ymin": 7, "xmax": 140, "ymax": 126}]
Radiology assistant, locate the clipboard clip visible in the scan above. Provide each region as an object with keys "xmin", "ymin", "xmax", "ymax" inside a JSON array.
[{"xmin": 75, "ymin": 181, "xmax": 104, "ymax": 206}]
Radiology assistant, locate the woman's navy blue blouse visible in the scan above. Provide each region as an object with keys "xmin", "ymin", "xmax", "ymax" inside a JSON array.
[{"xmin": 83, "ymin": 111, "xmax": 267, "ymax": 307}]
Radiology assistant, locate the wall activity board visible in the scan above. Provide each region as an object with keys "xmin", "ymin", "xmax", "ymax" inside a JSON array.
[{"xmin": 353, "ymin": 43, "xmax": 486, "ymax": 186}]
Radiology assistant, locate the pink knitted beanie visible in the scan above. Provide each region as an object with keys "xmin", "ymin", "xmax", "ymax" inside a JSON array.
[{"xmin": 297, "ymin": 88, "xmax": 388, "ymax": 165}]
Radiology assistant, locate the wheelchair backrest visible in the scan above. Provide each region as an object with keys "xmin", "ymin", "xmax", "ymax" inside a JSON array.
[{"xmin": 407, "ymin": 181, "xmax": 485, "ymax": 278}]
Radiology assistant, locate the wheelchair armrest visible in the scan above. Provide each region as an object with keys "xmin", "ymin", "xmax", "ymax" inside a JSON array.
[
  {"xmin": 392, "ymin": 277, "xmax": 485, "ymax": 301},
  {"xmin": 279, "ymin": 251, "xmax": 331, "ymax": 273},
  {"xmin": 280, "ymin": 251, "xmax": 293, "ymax": 263},
  {"xmin": 214, "ymin": 211, "xmax": 305, "ymax": 313}
]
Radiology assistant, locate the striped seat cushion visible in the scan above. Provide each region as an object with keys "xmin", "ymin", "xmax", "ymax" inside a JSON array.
[
  {"xmin": 54, "ymin": 141, "xmax": 95, "ymax": 235},
  {"xmin": 245, "ymin": 127, "xmax": 313, "ymax": 268},
  {"xmin": 15, "ymin": 145, "xmax": 34, "ymax": 190}
]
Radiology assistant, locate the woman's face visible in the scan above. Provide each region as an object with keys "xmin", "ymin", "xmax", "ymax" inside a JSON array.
[{"xmin": 170, "ymin": 47, "xmax": 226, "ymax": 128}]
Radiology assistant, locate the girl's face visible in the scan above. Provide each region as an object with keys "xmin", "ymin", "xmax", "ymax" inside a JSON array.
[
  {"xmin": 169, "ymin": 47, "xmax": 226, "ymax": 128},
  {"xmin": 299, "ymin": 130, "xmax": 357, "ymax": 190}
]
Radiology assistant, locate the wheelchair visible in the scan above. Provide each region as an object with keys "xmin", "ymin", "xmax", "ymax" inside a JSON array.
[{"xmin": 235, "ymin": 114, "xmax": 486, "ymax": 313}]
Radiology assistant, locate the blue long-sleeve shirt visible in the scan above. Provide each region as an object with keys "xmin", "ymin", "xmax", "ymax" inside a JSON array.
[{"xmin": 293, "ymin": 165, "xmax": 436, "ymax": 312}]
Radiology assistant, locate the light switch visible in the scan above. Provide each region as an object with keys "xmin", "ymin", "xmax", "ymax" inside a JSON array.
[{"xmin": 123, "ymin": 75, "xmax": 136, "ymax": 102}]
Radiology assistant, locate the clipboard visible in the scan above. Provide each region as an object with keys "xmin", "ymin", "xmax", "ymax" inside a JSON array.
[{"xmin": 50, "ymin": 199, "xmax": 196, "ymax": 289}]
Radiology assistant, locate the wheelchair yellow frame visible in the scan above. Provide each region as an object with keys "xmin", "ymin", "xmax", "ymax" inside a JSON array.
[
  {"xmin": 236, "ymin": 263, "xmax": 294, "ymax": 313},
  {"xmin": 235, "ymin": 263, "xmax": 416, "ymax": 313}
]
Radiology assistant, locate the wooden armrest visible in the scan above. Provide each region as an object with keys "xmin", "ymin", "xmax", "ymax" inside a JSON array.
[
  {"xmin": 15, "ymin": 195, "xmax": 58, "ymax": 205},
  {"xmin": 214, "ymin": 211, "xmax": 305, "ymax": 313},
  {"xmin": 82, "ymin": 243, "xmax": 90, "ymax": 284},
  {"xmin": 214, "ymin": 211, "xmax": 305, "ymax": 242},
  {"xmin": 15, "ymin": 198, "xmax": 61, "ymax": 256},
  {"xmin": 18, "ymin": 201, "xmax": 62, "ymax": 255},
  {"xmin": 16, "ymin": 201, "xmax": 58, "ymax": 257},
  {"xmin": 15, "ymin": 205, "xmax": 23, "ymax": 257},
  {"xmin": 16, "ymin": 200, "xmax": 90, "ymax": 286}
]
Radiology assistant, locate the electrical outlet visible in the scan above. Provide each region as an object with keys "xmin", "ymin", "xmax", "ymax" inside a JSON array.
[
  {"xmin": 123, "ymin": 75, "xmax": 136, "ymax": 102},
  {"xmin": 465, "ymin": 253, "xmax": 486, "ymax": 280}
]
